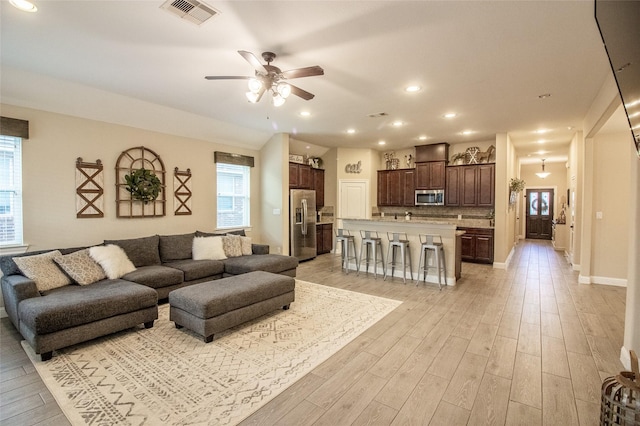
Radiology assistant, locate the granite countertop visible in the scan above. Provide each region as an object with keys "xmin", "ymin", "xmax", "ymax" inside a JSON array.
[
  {"xmin": 316, "ymin": 221, "xmax": 334, "ymax": 225},
  {"xmin": 340, "ymin": 216, "xmax": 494, "ymax": 229}
]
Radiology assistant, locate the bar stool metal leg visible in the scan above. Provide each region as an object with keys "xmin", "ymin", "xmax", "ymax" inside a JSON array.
[{"xmin": 384, "ymin": 232, "xmax": 412, "ymax": 283}]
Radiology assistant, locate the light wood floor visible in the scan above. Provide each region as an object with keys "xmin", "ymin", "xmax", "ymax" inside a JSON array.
[{"xmin": 0, "ymin": 240, "xmax": 626, "ymax": 425}]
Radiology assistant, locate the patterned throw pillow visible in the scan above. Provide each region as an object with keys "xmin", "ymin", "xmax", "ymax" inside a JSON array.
[
  {"xmin": 240, "ymin": 236, "xmax": 252, "ymax": 256},
  {"xmin": 13, "ymin": 250, "xmax": 72, "ymax": 293},
  {"xmin": 222, "ymin": 234, "xmax": 243, "ymax": 258},
  {"xmin": 192, "ymin": 236, "xmax": 227, "ymax": 260},
  {"xmin": 54, "ymin": 249, "xmax": 106, "ymax": 285},
  {"xmin": 89, "ymin": 245, "xmax": 136, "ymax": 279}
]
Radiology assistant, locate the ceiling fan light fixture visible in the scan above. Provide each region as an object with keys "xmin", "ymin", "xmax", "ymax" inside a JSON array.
[
  {"xmin": 272, "ymin": 93, "xmax": 286, "ymax": 107},
  {"xmin": 276, "ymin": 82, "xmax": 291, "ymax": 99},
  {"xmin": 247, "ymin": 78, "xmax": 262, "ymax": 93},
  {"xmin": 246, "ymin": 91, "xmax": 260, "ymax": 103},
  {"xmin": 535, "ymin": 159, "xmax": 550, "ymax": 179}
]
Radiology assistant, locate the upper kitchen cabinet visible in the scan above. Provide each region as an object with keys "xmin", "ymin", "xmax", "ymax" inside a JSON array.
[
  {"xmin": 312, "ymin": 168, "xmax": 325, "ymax": 209},
  {"xmin": 446, "ymin": 163, "xmax": 495, "ymax": 207},
  {"xmin": 415, "ymin": 143, "xmax": 449, "ymax": 162},
  {"xmin": 415, "ymin": 161, "xmax": 446, "ymax": 190},
  {"xmin": 377, "ymin": 169, "xmax": 414, "ymax": 207},
  {"xmin": 289, "ymin": 162, "xmax": 312, "ymax": 189}
]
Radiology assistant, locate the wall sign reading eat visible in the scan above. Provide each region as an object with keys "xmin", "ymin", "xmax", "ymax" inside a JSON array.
[{"xmin": 345, "ymin": 161, "xmax": 362, "ymax": 174}]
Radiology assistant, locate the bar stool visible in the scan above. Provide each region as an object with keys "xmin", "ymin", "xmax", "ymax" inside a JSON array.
[
  {"xmin": 358, "ymin": 230, "xmax": 385, "ymax": 278},
  {"xmin": 333, "ymin": 229, "xmax": 358, "ymax": 274},
  {"xmin": 416, "ymin": 234, "xmax": 447, "ymax": 290},
  {"xmin": 384, "ymin": 232, "xmax": 413, "ymax": 283}
]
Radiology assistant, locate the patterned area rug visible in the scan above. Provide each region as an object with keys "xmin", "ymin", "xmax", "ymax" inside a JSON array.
[{"xmin": 23, "ymin": 280, "xmax": 402, "ymax": 425}]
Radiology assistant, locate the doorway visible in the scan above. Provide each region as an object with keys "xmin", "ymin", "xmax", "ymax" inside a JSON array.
[{"xmin": 526, "ymin": 188, "xmax": 554, "ymax": 239}]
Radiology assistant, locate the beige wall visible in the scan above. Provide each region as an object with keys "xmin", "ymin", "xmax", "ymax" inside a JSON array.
[
  {"xmin": 259, "ymin": 133, "xmax": 289, "ymax": 254},
  {"xmin": 2, "ymin": 104, "xmax": 263, "ymax": 251}
]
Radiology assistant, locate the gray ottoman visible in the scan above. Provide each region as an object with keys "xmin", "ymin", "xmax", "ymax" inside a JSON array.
[{"xmin": 168, "ymin": 271, "xmax": 295, "ymax": 342}]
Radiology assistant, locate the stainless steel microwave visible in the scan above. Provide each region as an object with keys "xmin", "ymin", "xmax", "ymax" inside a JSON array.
[{"xmin": 415, "ymin": 189, "xmax": 444, "ymax": 206}]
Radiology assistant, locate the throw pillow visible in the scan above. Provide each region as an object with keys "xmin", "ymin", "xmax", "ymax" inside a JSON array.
[
  {"xmin": 240, "ymin": 236, "xmax": 252, "ymax": 256},
  {"xmin": 222, "ymin": 234, "xmax": 243, "ymax": 258},
  {"xmin": 53, "ymin": 249, "xmax": 106, "ymax": 285},
  {"xmin": 192, "ymin": 236, "xmax": 227, "ymax": 260},
  {"xmin": 13, "ymin": 250, "xmax": 71, "ymax": 293},
  {"xmin": 89, "ymin": 245, "xmax": 136, "ymax": 279}
]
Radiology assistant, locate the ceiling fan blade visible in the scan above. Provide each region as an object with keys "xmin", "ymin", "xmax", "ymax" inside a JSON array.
[
  {"xmin": 281, "ymin": 66, "xmax": 324, "ymax": 79},
  {"xmin": 289, "ymin": 84, "xmax": 315, "ymax": 100},
  {"xmin": 204, "ymin": 76, "xmax": 251, "ymax": 80},
  {"xmin": 238, "ymin": 50, "xmax": 268, "ymax": 74}
]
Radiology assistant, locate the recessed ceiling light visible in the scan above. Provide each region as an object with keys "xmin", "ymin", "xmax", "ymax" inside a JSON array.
[
  {"xmin": 461, "ymin": 130, "xmax": 473, "ymax": 135},
  {"xmin": 537, "ymin": 139, "xmax": 546, "ymax": 144},
  {"xmin": 538, "ymin": 93, "xmax": 552, "ymax": 99},
  {"xmin": 418, "ymin": 135, "xmax": 428, "ymax": 141},
  {"xmin": 443, "ymin": 113, "xmax": 457, "ymax": 119},
  {"xmin": 299, "ymin": 111, "xmax": 311, "ymax": 117},
  {"xmin": 306, "ymin": 145, "xmax": 311, "ymax": 149},
  {"xmin": 405, "ymin": 85, "xmax": 421, "ymax": 93},
  {"xmin": 378, "ymin": 140, "xmax": 386, "ymax": 145},
  {"xmin": 537, "ymin": 150, "xmax": 547, "ymax": 155},
  {"xmin": 392, "ymin": 120, "xmax": 404, "ymax": 127},
  {"xmin": 10, "ymin": 0, "xmax": 37, "ymax": 11},
  {"xmin": 346, "ymin": 128, "xmax": 356, "ymax": 134},
  {"xmin": 535, "ymin": 129, "xmax": 549, "ymax": 134}
]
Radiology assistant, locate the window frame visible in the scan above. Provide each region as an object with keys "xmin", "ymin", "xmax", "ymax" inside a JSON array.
[
  {"xmin": 0, "ymin": 135, "xmax": 24, "ymax": 248},
  {"xmin": 216, "ymin": 162, "xmax": 250, "ymax": 230}
]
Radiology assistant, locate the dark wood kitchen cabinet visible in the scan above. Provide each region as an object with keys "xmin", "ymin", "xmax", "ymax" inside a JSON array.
[
  {"xmin": 377, "ymin": 169, "xmax": 414, "ymax": 206},
  {"xmin": 459, "ymin": 227, "xmax": 494, "ymax": 263},
  {"xmin": 415, "ymin": 161, "xmax": 446, "ymax": 190},
  {"xmin": 312, "ymin": 168, "xmax": 325, "ymax": 209},
  {"xmin": 316, "ymin": 223, "xmax": 333, "ymax": 254},
  {"xmin": 446, "ymin": 164, "xmax": 495, "ymax": 207},
  {"xmin": 289, "ymin": 162, "xmax": 311, "ymax": 189}
]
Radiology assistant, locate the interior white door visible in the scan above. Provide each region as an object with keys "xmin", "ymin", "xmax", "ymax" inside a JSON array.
[{"xmin": 339, "ymin": 180, "xmax": 368, "ymax": 219}]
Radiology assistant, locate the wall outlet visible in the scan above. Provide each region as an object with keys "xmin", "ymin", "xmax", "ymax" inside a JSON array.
[
  {"xmin": 381, "ymin": 212, "xmax": 385, "ymax": 217},
  {"xmin": 275, "ymin": 246, "xmax": 281, "ymax": 253},
  {"xmin": 596, "ymin": 211, "xmax": 603, "ymax": 219},
  {"xmin": 458, "ymin": 214, "xmax": 462, "ymax": 220},
  {"xmin": 273, "ymin": 208, "xmax": 280, "ymax": 215}
]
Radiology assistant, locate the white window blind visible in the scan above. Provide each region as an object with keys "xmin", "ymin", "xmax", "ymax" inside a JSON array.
[
  {"xmin": 216, "ymin": 163, "xmax": 250, "ymax": 229},
  {"xmin": 0, "ymin": 136, "xmax": 23, "ymax": 246}
]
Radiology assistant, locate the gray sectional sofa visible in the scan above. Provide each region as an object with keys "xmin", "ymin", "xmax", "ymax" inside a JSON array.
[{"xmin": 1, "ymin": 231, "xmax": 298, "ymax": 361}]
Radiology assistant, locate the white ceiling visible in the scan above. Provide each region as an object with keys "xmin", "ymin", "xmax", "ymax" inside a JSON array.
[{"xmin": 1, "ymin": 0, "xmax": 614, "ymax": 163}]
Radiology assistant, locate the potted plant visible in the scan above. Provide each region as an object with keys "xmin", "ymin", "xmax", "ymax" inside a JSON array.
[
  {"xmin": 509, "ymin": 177, "xmax": 525, "ymax": 205},
  {"xmin": 124, "ymin": 168, "xmax": 162, "ymax": 203},
  {"xmin": 450, "ymin": 152, "xmax": 466, "ymax": 165}
]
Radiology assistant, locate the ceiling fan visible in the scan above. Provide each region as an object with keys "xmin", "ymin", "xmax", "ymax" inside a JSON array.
[{"xmin": 205, "ymin": 50, "xmax": 324, "ymax": 106}]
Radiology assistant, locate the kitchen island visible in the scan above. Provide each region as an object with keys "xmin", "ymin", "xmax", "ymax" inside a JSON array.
[{"xmin": 339, "ymin": 218, "xmax": 465, "ymax": 286}]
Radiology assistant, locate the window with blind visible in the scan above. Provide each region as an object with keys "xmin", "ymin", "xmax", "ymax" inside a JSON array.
[
  {"xmin": 0, "ymin": 136, "xmax": 23, "ymax": 246},
  {"xmin": 216, "ymin": 163, "xmax": 250, "ymax": 229}
]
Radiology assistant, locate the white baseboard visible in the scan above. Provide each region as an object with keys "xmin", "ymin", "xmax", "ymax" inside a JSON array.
[
  {"xmin": 0, "ymin": 307, "xmax": 7, "ymax": 319},
  {"xmin": 493, "ymin": 246, "xmax": 515, "ymax": 270},
  {"xmin": 577, "ymin": 274, "xmax": 627, "ymax": 287},
  {"xmin": 572, "ymin": 263, "xmax": 581, "ymax": 272}
]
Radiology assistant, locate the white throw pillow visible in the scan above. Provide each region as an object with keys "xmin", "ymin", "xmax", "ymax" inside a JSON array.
[
  {"xmin": 192, "ymin": 236, "xmax": 227, "ymax": 260},
  {"xmin": 13, "ymin": 250, "xmax": 71, "ymax": 293},
  {"xmin": 89, "ymin": 245, "xmax": 136, "ymax": 279}
]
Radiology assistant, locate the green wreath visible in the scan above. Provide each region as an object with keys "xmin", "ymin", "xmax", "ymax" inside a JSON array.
[{"xmin": 124, "ymin": 168, "xmax": 162, "ymax": 203}]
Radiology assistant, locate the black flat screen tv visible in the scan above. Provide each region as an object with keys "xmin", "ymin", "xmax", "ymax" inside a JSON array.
[{"xmin": 594, "ymin": 0, "xmax": 640, "ymax": 157}]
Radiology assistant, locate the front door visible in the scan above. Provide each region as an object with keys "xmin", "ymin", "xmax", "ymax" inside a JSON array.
[{"xmin": 526, "ymin": 189, "xmax": 554, "ymax": 239}]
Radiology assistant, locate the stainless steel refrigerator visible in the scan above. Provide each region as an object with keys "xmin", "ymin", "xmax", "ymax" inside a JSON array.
[{"xmin": 290, "ymin": 189, "xmax": 317, "ymax": 261}]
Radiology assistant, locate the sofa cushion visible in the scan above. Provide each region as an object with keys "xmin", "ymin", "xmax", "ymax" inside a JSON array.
[
  {"xmin": 163, "ymin": 259, "xmax": 224, "ymax": 281},
  {"xmin": 159, "ymin": 233, "xmax": 195, "ymax": 263},
  {"xmin": 13, "ymin": 251, "xmax": 72, "ymax": 293},
  {"xmin": 104, "ymin": 235, "xmax": 161, "ymax": 267},
  {"xmin": 222, "ymin": 254, "xmax": 299, "ymax": 276},
  {"xmin": 19, "ymin": 279, "xmax": 157, "ymax": 335},
  {"xmin": 89, "ymin": 245, "xmax": 136, "ymax": 279},
  {"xmin": 54, "ymin": 249, "xmax": 106, "ymax": 285},
  {"xmin": 122, "ymin": 265, "xmax": 184, "ymax": 289},
  {"xmin": 192, "ymin": 236, "xmax": 227, "ymax": 260}
]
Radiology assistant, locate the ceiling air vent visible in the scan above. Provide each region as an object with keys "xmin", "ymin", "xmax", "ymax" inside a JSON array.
[{"xmin": 160, "ymin": 0, "xmax": 219, "ymax": 26}]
